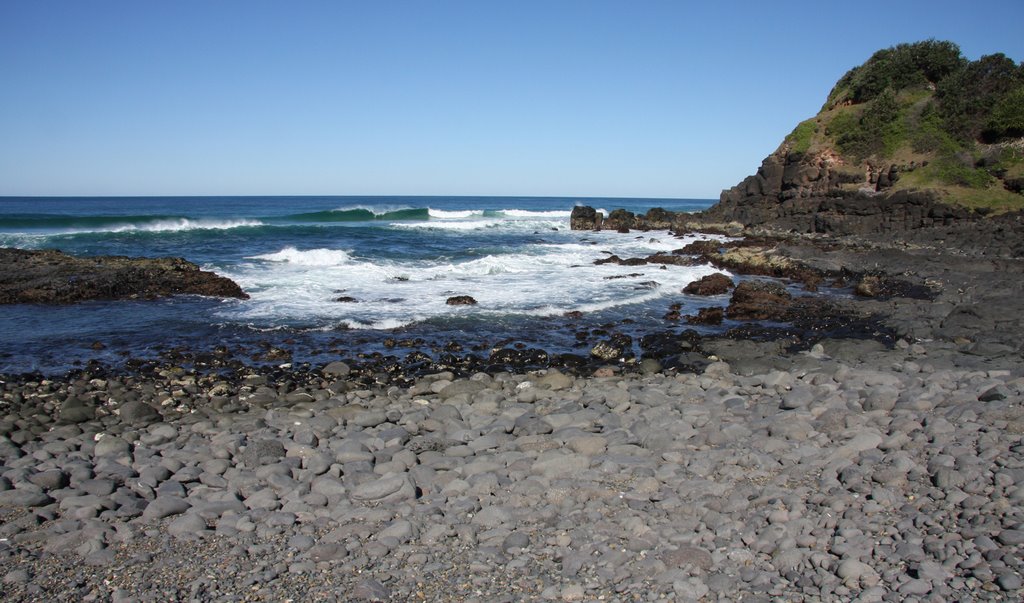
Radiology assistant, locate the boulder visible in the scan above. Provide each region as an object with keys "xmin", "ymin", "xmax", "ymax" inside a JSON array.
[
  {"xmin": 570, "ymin": 205, "xmax": 603, "ymax": 230},
  {"xmin": 683, "ymin": 273, "xmax": 734, "ymax": 296}
]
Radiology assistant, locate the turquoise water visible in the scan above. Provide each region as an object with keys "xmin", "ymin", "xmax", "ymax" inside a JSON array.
[{"xmin": 0, "ymin": 196, "xmax": 717, "ymax": 375}]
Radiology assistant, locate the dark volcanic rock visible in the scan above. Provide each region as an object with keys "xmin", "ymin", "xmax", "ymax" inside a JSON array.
[
  {"xmin": 705, "ymin": 147, "xmax": 989, "ymax": 235},
  {"xmin": 0, "ymin": 248, "xmax": 248, "ymax": 304},
  {"xmin": 687, "ymin": 307, "xmax": 725, "ymax": 325},
  {"xmin": 645, "ymin": 252, "xmax": 696, "ymax": 266},
  {"xmin": 446, "ymin": 295, "xmax": 478, "ymax": 306},
  {"xmin": 594, "ymin": 255, "xmax": 647, "ymax": 266},
  {"xmin": 570, "ymin": 206, "xmax": 690, "ymax": 232},
  {"xmin": 726, "ymin": 280, "xmax": 793, "ymax": 321},
  {"xmin": 683, "ymin": 273, "xmax": 734, "ymax": 296},
  {"xmin": 570, "ymin": 205, "xmax": 603, "ymax": 230}
]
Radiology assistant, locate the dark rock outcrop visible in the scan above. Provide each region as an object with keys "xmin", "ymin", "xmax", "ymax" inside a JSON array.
[
  {"xmin": 704, "ymin": 149, "xmax": 988, "ymax": 235},
  {"xmin": 570, "ymin": 206, "xmax": 695, "ymax": 232},
  {"xmin": 0, "ymin": 248, "xmax": 248, "ymax": 304},
  {"xmin": 683, "ymin": 273, "xmax": 734, "ymax": 296},
  {"xmin": 726, "ymin": 280, "xmax": 793, "ymax": 321},
  {"xmin": 570, "ymin": 206, "xmax": 603, "ymax": 231},
  {"xmin": 446, "ymin": 295, "xmax": 478, "ymax": 306},
  {"xmin": 686, "ymin": 307, "xmax": 724, "ymax": 325}
]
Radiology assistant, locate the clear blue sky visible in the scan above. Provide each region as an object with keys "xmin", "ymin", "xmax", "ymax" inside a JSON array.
[{"xmin": 2, "ymin": 1, "xmax": 1022, "ymax": 199}]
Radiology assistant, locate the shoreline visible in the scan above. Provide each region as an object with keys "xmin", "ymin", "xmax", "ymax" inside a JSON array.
[{"xmin": 2, "ymin": 225, "xmax": 1024, "ymax": 601}]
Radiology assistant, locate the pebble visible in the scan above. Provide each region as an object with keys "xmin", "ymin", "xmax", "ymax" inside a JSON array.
[
  {"xmin": 141, "ymin": 496, "xmax": 191, "ymax": 520},
  {"xmin": 0, "ymin": 340, "xmax": 1022, "ymax": 603}
]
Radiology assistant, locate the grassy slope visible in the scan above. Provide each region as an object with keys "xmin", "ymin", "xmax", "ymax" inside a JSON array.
[{"xmin": 778, "ymin": 43, "xmax": 1024, "ymax": 213}]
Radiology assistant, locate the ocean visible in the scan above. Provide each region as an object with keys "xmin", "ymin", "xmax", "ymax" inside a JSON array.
[{"xmin": 0, "ymin": 196, "xmax": 720, "ymax": 376}]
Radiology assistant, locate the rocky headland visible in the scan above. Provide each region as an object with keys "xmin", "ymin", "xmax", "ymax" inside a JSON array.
[
  {"xmin": 2, "ymin": 40, "xmax": 1024, "ymax": 602},
  {"xmin": 0, "ymin": 248, "xmax": 248, "ymax": 304}
]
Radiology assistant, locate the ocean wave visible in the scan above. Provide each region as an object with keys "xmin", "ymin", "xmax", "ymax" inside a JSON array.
[
  {"xmin": 498, "ymin": 209, "xmax": 573, "ymax": 218},
  {"xmin": 279, "ymin": 206, "xmax": 429, "ymax": 222},
  {"xmin": 0, "ymin": 214, "xmax": 262, "ymax": 234},
  {"xmin": 339, "ymin": 317, "xmax": 418, "ymax": 330},
  {"xmin": 248, "ymin": 247, "xmax": 352, "ymax": 266},
  {"xmin": 105, "ymin": 218, "xmax": 264, "ymax": 233},
  {"xmin": 427, "ymin": 208, "xmax": 485, "ymax": 219},
  {"xmin": 392, "ymin": 220, "xmax": 503, "ymax": 231}
]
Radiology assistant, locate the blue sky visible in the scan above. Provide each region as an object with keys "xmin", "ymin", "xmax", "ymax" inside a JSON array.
[{"xmin": 1, "ymin": 1, "xmax": 1022, "ymax": 199}]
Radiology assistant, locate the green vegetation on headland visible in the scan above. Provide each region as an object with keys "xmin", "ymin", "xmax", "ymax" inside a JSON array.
[{"xmin": 791, "ymin": 40, "xmax": 1024, "ymax": 212}]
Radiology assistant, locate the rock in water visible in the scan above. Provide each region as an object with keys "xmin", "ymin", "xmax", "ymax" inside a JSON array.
[
  {"xmin": 570, "ymin": 205, "xmax": 603, "ymax": 230},
  {"xmin": 683, "ymin": 273, "xmax": 734, "ymax": 296},
  {"xmin": 446, "ymin": 295, "xmax": 477, "ymax": 305},
  {"xmin": 0, "ymin": 248, "xmax": 248, "ymax": 304},
  {"xmin": 687, "ymin": 306, "xmax": 724, "ymax": 325}
]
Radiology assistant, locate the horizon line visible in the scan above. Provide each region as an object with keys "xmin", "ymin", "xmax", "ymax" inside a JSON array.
[{"xmin": 0, "ymin": 193, "xmax": 719, "ymax": 201}]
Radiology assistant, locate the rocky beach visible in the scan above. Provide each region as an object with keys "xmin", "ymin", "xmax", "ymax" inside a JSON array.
[
  {"xmin": 3, "ymin": 38, "xmax": 1024, "ymax": 603},
  {"xmin": 2, "ymin": 213, "xmax": 1024, "ymax": 602}
]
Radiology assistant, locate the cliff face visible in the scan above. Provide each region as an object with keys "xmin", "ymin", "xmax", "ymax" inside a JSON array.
[{"xmin": 705, "ymin": 148, "xmax": 978, "ymax": 235}]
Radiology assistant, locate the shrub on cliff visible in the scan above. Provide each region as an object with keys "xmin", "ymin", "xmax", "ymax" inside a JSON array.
[
  {"xmin": 828, "ymin": 39, "xmax": 964, "ymax": 105},
  {"xmin": 829, "ymin": 87, "xmax": 904, "ymax": 159},
  {"xmin": 825, "ymin": 41, "xmax": 1023, "ymax": 149},
  {"xmin": 984, "ymin": 85, "xmax": 1024, "ymax": 141},
  {"xmin": 937, "ymin": 53, "xmax": 1024, "ymax": 143}
]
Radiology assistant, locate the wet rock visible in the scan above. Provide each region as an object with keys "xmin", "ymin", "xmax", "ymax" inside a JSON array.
[
  {"xmin": 322, "ymin": 361, "xmax": 351, "ymax": 377},
  {"xmin": 683, "ymin": 273, "xmax": 733, "ymax": 296},
  {"xmin": 570, "ymin": 205, "xmax": 603, "ymax": 230},
  {"xmin": 854, "ymin": 275, "xmax": 883, "ymax": 297},
  {"xmin": 687, "ymin": 307, "xmax": 724, "ymax": 325},
  {"xmin": 0, "ymin": 248, "xmax": 248, "ymax": 304},
  {"xmin": 446, "ymin": 295, "xmax": 477, "ymax": 305},
  {"xmin": 726, "ymin": 280, "xmax": 793, "ymax": 321}
]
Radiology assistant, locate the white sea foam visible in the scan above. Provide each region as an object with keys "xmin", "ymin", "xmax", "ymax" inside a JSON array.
[
  {"xmin": 340, "ymin": 317, "xmax": 419, "ymax": 330},
  {"xmin": 500, "ymin": 209, "xmax": 573, "ymax": 218},
  {"xmin": 105, "ymin": 218, "xmax": 263, "ymax": 233},
  {"xmin": 392, "ymin": 219, "xmax": 503, "ymax": 231},
  {"xmin": 334, "ymin": 204, "xmax": 417, "ymax": 216},
  {"xmin": 220, "ymin": 229, "xmax": 729, "ymax": 330},
  {"xmin": 428, "ymin": 208, "xmax": 484, "ymax": 219},
  {"xmin": 249, "ymin": 247, "xmax": 351, "ymax": 266}
]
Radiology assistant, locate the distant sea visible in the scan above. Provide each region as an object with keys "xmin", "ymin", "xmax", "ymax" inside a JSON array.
[{"xmin": 0, "ymin": 196, "xmax": 719, "ymax": 375}]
